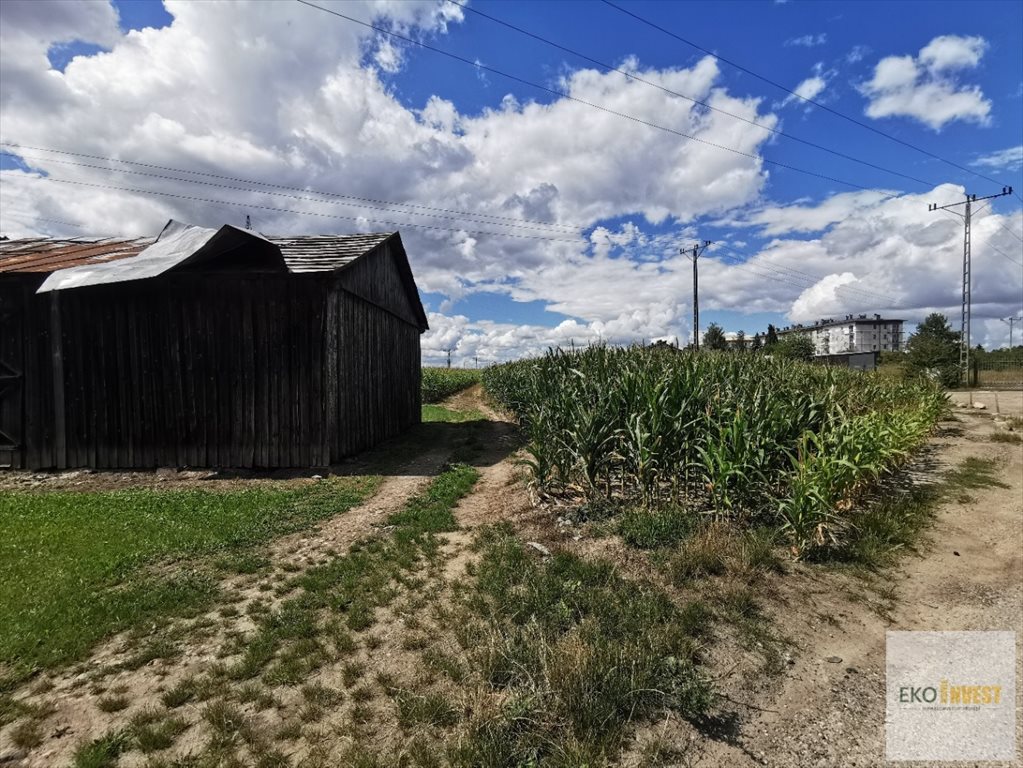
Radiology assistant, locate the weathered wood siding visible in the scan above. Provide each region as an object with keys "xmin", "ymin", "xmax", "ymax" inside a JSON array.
[
  {"xmin": 5, "ymin": 263, "xmax": 423, "ymax": 469},
  {"xmin": 329, "ymin": 289, "xmax": 421, "ymax": 461}
]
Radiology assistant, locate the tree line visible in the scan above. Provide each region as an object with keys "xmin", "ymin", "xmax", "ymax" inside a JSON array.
[{"xmin": 701, "ymin": 322, "xmax": 814, "ymax": 361}]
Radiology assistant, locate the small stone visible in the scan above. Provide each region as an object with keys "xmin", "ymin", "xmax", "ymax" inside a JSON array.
[
  {"xmin": 526, "ymin": 541, "xmax": 552, "ymax": 557},
  {"xmin": 825, "ymin": 655, "xmax": 843, "ymax": 663},
  {"xmin": 972, "ymin": 402, "xmax": 986, "ymax": 409},
  {"xmin": 311, "ymin": 474, "xmax": 323, "ymax": 481}
]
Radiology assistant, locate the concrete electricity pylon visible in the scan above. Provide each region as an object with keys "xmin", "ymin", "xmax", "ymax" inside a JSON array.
[
  {"xmin": 928, "ymin": 186, "xmax": 1013, "ymax": 382},
  {"xmin": 681, "ymin": 240, "xmax": 712, "ymax": 351},
  {"xmin": 1002, "ymin": 315, "xmax": 1021, "ymax": 349}
]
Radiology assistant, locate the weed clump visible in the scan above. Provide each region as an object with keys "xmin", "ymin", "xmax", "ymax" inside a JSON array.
[{"xmin": 454, "ymin": 527, "xmax": 713, "ymax": 763}]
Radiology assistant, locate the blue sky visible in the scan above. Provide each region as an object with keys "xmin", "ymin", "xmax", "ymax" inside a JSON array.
[{"xmin": 2, "ymin": 0, "xmax": 1021, "ymax": 361}]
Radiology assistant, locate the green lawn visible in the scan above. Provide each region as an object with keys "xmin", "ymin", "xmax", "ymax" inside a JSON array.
[
  {"xmin": 0, "ymin": 477, "xmax": 378, "ymax": 686},
  {"xmin": 421, "ymin": 404, "xmax": 486, "ymax": 423}
]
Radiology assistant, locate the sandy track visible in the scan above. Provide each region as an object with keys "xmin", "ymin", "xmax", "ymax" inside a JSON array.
[{"xmin": 699, "ymin": 409, "xmax": 1023, "ymax": 767}]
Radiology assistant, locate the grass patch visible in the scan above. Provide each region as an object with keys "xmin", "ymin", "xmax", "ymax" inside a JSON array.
[
  {"xmin": 387, "ymin": 464, "xmax": 479, "ymax": 533},
  {"xmin": 669, "ymin": 524, "xmax": 780, "ymax": 584},
  {"xmin": 944, "ymin": 457, "xmax": 1009, "ymax": 490},
  {"xmin": 96, "ymin": 694, "xmax": 129, "ymax": 713},
  {"xmin": 72, "ymin": 731, "xmax": 127, "ymax": 768},
  {"xmin": 618, "ymin": 507, "xmax": 696, "ymax": 549},
  {"xmin": 161, "ymin": 677, "xmax": 197, "ymax": 708},
  {"xmin": 830, "ymin": 455, "xmax": 1008, "ymax": 570},
  {"xmin": 454, "ymin": 526, "xmax": 713, "ymax": 763},
  {"xmin": 836, "ymin": 486, "xmax": 938, "ymax": 569},
  {"xmin": 218, "ymin": 465, "xmax": 480, "ymax": 686},
  {"xmin": 393, "ymin": 690, "xmax": 458, "ymax": 728},
  {"xmin": 9, "ymin": 718, "xmax": 44, "ymax": 749},
  {"xmin": 422, "ymin": 404, "xmax": 486, "ymax": 423},
  {"xmin": 128, "ymin": 708, "xmax": 189, "ymax": 753},
  {"xmin": 0, "ymin": 477, "xmax": 379, "ymax": 685},
  {"xmin": 990, "ymin": 431, "xmax": 1022, "ymax": 444}
]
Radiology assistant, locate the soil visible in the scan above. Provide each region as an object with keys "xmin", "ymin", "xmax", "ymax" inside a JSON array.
[
  {"xmin": 2, "ymin": 389, "xmax": 1020, "ymax": 767},
  {"xmin": 694, "ymin": 408, "xmax": 1023, "ymax": 768}
]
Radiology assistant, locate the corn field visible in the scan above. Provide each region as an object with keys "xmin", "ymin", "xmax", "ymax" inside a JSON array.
[
  {"xmin": 421, "ymin": 367, "xmax": 481, "ymax": 404},
  {"xmin": 482, "ymin": 346, "xmax": 947, "ymax": 556}
]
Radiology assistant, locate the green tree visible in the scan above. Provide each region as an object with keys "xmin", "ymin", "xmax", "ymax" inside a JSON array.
[
  {"xmin": 702, "ymin": 323, "xmax": 728, "ymax": 351},
  {"xmin": 774, "ymin": 333, "xmax": 814, "ymax": 361},
  {"xmin": 907, "ymin": 313, "xmax": 961, "ymax": 387},
  {"xmin": 765, "ymin": 324, "xmax": 779, "ymax": 347},
  {"xmin": 750, "ymin": 333, "xmax": 763, "ymax": 352},
  {"xmin": 734, "ymin": 329, "xmax": 747, "ymax": 353}
]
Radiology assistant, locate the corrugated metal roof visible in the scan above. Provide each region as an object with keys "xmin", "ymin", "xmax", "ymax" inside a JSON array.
[
  {"xmin": 0, "ymin": 237, "xmax": 153, "ymax": 273},
  {"xmin": 0, "ymin": 229, "xmax": 395, "ymax": 276}
]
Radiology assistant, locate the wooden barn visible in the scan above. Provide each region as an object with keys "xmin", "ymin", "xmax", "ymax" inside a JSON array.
[{"xmin": 0, "ymin": 220, "xmax": 428, "ymax": 470}]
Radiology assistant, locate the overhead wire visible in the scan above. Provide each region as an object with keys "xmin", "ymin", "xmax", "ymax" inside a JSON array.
[
  {"xmin": 0, "ymin": 142, "xmax": 582, "ymax": 234},
  {"xmin": 295, "ymin": 0, "xmax": 890, "ymax": 193},
  {"xmin": 2, "ymin": 154, "xmax": 983, "ymax": 298},
  {"xmin": 709, "ymin": 241, "xmax": 900, "ymax": 306},
  {"xmin": 600, "ymin": 0, "xmax": 1018, "ymax": 196},
  {"xmin": 0, "ymin": 212, "xmax": 85, "ymax": 230},
  {"xmin": 22, "ymin": 175, "xmax": 589, "ymax": 243},
  {"xmin": 0, "ymin": 149, "xmax": 580, "ymax": 236},
  {"xmin": 447, "ymin": 0, "xmax": 939, "ymax": 190}
]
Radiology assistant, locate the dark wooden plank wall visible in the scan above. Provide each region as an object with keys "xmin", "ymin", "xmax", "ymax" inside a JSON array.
[
  {"xmin": 330, "ymin": 288, "xmax": 421, "ymax": 461},
  {"xmin": 336, "ymin": 241, "xmax": 422, "ymax": 328},
  {"xmin": 0, "ymin": 275, "xmax": 54, "ymax": 470},
  {"xmin": 17, "ymin": 275, "xmax": 334, "ymax": 469},
  {"xmin": 11, "ymin": 263, "xmax": 423, "ymax": 470}
]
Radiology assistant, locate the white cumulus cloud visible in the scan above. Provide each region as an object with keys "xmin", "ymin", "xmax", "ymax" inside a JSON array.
[
  {"xmin": 972, "ymin": 145, "xmax": 1023, "ymax": 173},
  {"xmin": 859, "ymin": 34, "xmax": 991, "ymax": 130}
]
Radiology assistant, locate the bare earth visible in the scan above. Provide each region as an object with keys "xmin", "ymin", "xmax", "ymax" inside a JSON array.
[
  {"xmin": 1, "ymin": 391, "xmax": 1020, "ymax": 766},
  {"xmin": 693, "ymin": 407, "xmax": 1023, "ymax": 767}
]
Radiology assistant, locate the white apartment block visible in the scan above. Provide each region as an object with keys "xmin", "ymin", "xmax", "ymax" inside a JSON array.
[{"xmin": 778, "ymin": 314, "xmax": 904, "ymax": 356}]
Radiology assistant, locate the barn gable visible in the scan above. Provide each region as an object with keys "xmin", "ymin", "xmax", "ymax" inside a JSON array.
[{"xmin": 21, "ymin": 222, "xmax": 428, "ymax": 332}]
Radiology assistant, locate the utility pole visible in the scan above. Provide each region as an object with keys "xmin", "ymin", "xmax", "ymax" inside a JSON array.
[
  {"xmin": 928, "ymin": 186, "xmax": 1013, "ymax": 383},
  {"xmin": 681, "ymin": 240, "xmax": 712, "ymax": 350},
  {"xmin": 1002, "ymin": 315, "xmax": 1021, "ymax": 349},
  {"xmin": 445, "ymin": 348, "xmax": 452, "ymax": 369}
]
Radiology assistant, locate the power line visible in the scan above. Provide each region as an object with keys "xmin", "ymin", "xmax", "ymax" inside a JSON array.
[
  {"xmin": 0, "ymin": 212, "xmax": 85, "ymax": 230},
  {"xmin": 993, "ymin": 218, "xmax": 1023, "ymax": 244},
  {"xmin": 989, "ymin": 244, "xmax": 1023, "ymax": 268},
  {"xmin": 296, "ymin": 0, "xmax": 885, "ymax": 193},
  {"xmin": 928, "ymin": 186, "xmax": 1015, "ymax": 380},
  {"xmin": 712, "ymin": 243, "xmax": 897, "ymax": 305},
  {"xmin": 709, "ymin": 242, "xmax": 899, "ymax": 306},
  {"xmin": 939, "ymin": 208, "xmax": 1023, "ymax": 266},
  {"xmin": 600, "ymin": 0, "xmax": 1015, "ymax": 195},
  {"xmin": 24, "ymin": 175, "xmax": 588, "ymax": 243},
  {"xmin": 448, "ymin": 0, "xmax": 939, "ymax": 190},
  {"xmin": 0, "ymin": 149, "xmax": 580, "ymax": 237},
  {"xmin": 13, "ymin": 172, "xmax": 901, "ymax": 304},
  {"xmin": 9, "ymin": 161, "xmax": 904, "ymax": 302},
  {"xmin": 0, "ymin": 142, "xmax": 581, "ymax": 234}
]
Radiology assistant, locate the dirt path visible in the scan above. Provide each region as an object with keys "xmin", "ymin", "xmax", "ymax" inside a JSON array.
[
  {"xmin": 4, "ymin": 389, "xmax": 1019, "ymax": 767},
  {"xmin": 0, "ymin": 423, "xmax": 459, "ymax": 768},
  {"xmin": 699, "ymin": 409, "xmax": 1023, "ymax": 767}
]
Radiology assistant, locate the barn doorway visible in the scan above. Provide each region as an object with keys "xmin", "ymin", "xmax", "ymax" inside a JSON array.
[{"xmin": 0, "ymin": 284, "xmax": 23, "ymax": 468}]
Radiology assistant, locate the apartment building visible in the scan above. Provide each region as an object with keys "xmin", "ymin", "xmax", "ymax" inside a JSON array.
[{"xmin": 778, "ymin": 314, "xmax": 904, "ymax": 356}]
